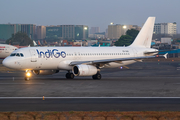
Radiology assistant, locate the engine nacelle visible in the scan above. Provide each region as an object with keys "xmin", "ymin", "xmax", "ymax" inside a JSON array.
[
  {"xmin": 33, "ymin": 70, "xmax": 59, "ymax": 75},
  {"xmin": 72, "ymin": 65, "xmax": 98, "ymax": 76}
]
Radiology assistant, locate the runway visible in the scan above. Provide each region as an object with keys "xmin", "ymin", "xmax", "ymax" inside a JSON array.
[
  {"xmin": 0, "ymin": 97, "xmax": 180, "ymax": 111},
  {"xmin": 0, "ymin": 61, "xmax": 180, "ymax": 111}
]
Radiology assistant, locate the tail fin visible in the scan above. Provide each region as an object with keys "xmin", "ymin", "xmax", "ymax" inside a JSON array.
[
  {"xmin": 130, "ymin": 17, "xmax": 155, "ymax": 48},
  {"xmin": 33, "ymin": 40, "xmax": 37, "ymax": 46}
]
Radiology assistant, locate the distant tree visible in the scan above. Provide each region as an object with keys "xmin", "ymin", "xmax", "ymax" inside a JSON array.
[
  {"xmin": 126, "ymin": 29, "xmax": 139, "ymax": 40},
  {"xmin": 114, "ymin": 35, "xmax": 133, "ymax": 46},
  {"xmin": 6, "ymin": 32, "xmax": 33, "ymax": 46},
  {"xmin": 115, "ymin": 29, "xmax": 139, "ymax": 46}
]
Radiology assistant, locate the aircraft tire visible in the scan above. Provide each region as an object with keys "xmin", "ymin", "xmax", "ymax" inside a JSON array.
[
  {"xmin": 70, "ymin": 73, "xmax": 74, "ymax": 79},
  {"xmin": 66, "ymin": 73, "xmax": 74, "ymax": 79},
  {"xmin": 92, "ymin": 73, "xmax": 101, "ymax": 80},
  {"xmin": 66, "ymin": 73, "xmax": 69, "ymax": 79},
  {"xmin": 92, "ymin": 75, "xmax": 96, "ymax": 79},
  {"xmin": 96, "ymin": 73, "xmax": 101, "ymax": 80}
]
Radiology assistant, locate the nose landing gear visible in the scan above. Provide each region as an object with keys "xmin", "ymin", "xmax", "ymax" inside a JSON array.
[{"xmin": 25, "ymin": 70, "xmax": 31, "ymax": 81}]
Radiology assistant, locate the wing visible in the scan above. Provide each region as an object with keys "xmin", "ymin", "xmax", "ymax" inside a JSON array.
[{"xmin": 69, "ymin": 55, "xmax": 160, "ymax": 66}]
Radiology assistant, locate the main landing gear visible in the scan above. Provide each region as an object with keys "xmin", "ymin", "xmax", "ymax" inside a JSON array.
[
  {"xmin": 25, "ymin": 70, "xmax": 31, "ymax": 81},
  {"xmin": 66, "ymin": 71, "xmax": 74, "ymax": 79},
  {"xmin": 92, "ymin": 72, "xmax": 101, "ymax": 80}
]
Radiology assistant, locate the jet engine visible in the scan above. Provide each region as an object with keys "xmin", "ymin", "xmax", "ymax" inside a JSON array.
[
  {"xmin": 72, "ymin": 65, "xmax": 98, "ymax": 76},
  {"xmin": 33, "ymin": 70, "xmax": 59, "ymax": 75}
]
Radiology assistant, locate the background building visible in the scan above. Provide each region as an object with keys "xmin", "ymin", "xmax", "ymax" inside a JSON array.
[
  {"xmin": 89, "ymin": 32, "xmax": 105, "ymax": 39},
  {"xmin": 0, "ymin": 24, "xmax": 36, "ymax": 40},
  {"xmin": 161, "ymin": 37, "xmax": 172, "ymax": 45},
  {"xmin": 21, "ymin": 24, "xmax": 36, "ymax": 39},
  {"xmin": 108, "ymin": 24, "xmax": 141, "ymax": 40},
  {"xmin": 154, "ymin": 23, "xmax": 177, "ymax": 35},
  {"xmin": 46, "ymin": 25, "xmax": 89, "ymax": 40},
  {"xmin": 75, "ymin": 25, "xmax": 89, "ymax": 40},
  {"xmin": 108, "ymin": 24, "xmax": 122, "ymax": 40},
  {"xmin": 36, "ymin": 26, "xmax": 46, "ymax": 40},
  {"xmin": 46, "ymin": 25, "xmax": 62, "ymax": 40},
  {"xmin": 0, "ymin": 24, "xmax": 21, "ymax": 40},
  {"xmin": 90, "ymin": 27, "xmax": 100, "ymax": 34},
  {"xmin": 62, "ymin": 25, "xmax": 75, "ymax": 40}
]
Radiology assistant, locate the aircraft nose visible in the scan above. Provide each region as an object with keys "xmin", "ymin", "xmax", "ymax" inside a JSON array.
[{"xmin": 2, "ymin": 58, "xmax": 13, "ymax": 68}]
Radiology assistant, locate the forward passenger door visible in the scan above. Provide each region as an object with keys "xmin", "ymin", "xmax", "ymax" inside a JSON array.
[{"xmin": 29, "ymin": 49, "xmax": 37, "ymax": 62}]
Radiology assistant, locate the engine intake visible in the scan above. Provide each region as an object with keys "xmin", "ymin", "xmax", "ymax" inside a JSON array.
[
  {"xmin": 33, "ymin": 70, "xmax": 59, "ymax": 75},
  {"xmin": 72, "ymin": 65, "xmax": 97, "ymax": 76}
]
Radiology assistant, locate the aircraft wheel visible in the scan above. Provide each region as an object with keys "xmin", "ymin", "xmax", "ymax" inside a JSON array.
[
  {"xmin": 66, "ymin": 73, "xmax": 69, "ymax": 79},
  {"xmin": 92, "ymin": 73, "xmax": 101, "ymax": 80},
  {"xmin": 92, "ymin": 75, "xmax": 96, "ymax": 79},
  {"xmin": 66, "ymin": 73, "xmax": 74, "ymax": 79},
  {"xmin": 96, "ymin": 73, "xmax": 101, "ymax": 80},
  {"xmin": 69, "ymin": 73, "xmax": 74, "ymax": 79}
]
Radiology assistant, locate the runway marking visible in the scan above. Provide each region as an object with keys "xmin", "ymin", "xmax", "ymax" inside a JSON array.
[
  {"xmin": 0, "ymin": 97, "xmax": 180, "ymax": 99},
  {"xmin": 0, "ymin": 83, "xmax": 45, "ymax": 85}
]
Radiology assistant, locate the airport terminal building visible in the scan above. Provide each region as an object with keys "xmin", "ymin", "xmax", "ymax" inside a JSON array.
[{"xmin": 46, "ymin": 25, "xmax": 89, "ymax": 40}]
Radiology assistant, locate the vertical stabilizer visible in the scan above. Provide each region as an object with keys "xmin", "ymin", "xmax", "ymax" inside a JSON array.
[{"xmin": 130, "ymin": 17, "xmax": 155, "ymax": 48}]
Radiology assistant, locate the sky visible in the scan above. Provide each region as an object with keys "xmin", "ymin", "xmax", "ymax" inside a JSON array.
[{"xmin": 0, "ymin": 0, "xmax": 180, "ymax": 32}]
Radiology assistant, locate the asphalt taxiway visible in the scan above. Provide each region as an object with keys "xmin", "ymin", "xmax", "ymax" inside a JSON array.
[
  {"xmin": 0, "ymin": 61, "xmax": 180, "ymax": 111},
  {"xmin": 0, "ymin": 97, "xmax": 180, "ymax": 111}
]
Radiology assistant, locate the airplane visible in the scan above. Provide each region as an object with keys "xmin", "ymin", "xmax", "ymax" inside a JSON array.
[
  {"xmin": 0, "ymin": 40, "xmax": 38, "ymax": 59},
  {"xmin": 2, "ymin": 17, "xmax": 167, "ymax": 81},
  {"xmin": 0, "ymin": 44, "xmax": 18, "ymax": 59}
]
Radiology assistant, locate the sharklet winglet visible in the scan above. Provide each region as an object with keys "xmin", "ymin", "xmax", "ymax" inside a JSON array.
[{"xmin": 163, "ymin": 53, "xmax": 168, "ymax": 59}]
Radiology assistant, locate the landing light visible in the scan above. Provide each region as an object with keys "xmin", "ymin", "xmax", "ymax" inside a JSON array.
[{"xmin": 26, "ymin": 72, "xmax": 31, "ymax": 77}]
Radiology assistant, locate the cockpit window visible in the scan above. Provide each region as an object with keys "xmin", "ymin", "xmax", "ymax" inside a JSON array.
[
  {"xmin": 10, "ymin": 53, "xmax": 16, "ymax": 56},
  {"xmin": 10, "ymin": 53, "xmax": 24, "ymax": 57},
  {"xmin": 16, "ymin": 53, "xmax": 20, "ymax": 57},
  {"xmin": 20, "ymin": 53, "xmax": 24, "ymax": 57}
]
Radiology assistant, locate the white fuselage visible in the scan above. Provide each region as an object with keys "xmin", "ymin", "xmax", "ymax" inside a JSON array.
[
  {"xmin": 3, "ymin": 46, "xmax": 157, "ymax": 70},
  {"xmin": 0, "ymin": 44, "xmax": 18, "ymax": 59}
]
